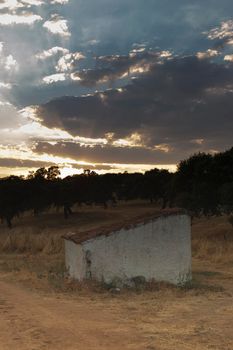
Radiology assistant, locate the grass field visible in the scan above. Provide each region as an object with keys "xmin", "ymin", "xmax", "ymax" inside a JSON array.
[{"xmin": 0, "ymin": 201, "xmax": 233, "ymax": 350}]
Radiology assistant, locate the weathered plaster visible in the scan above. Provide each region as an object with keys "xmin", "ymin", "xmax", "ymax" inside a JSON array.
[{"xmin": 65, "ymin": 214, "xmax": 191, "ymax": 285}]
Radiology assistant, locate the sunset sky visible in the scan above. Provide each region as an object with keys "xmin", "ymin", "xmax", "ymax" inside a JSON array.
[{"xmin": 0, "ymin": 0, "xmax": 233, "ymax": 177}]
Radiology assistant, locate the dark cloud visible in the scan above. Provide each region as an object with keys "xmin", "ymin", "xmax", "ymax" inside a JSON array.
[
  {"xmin": 35, "ymin": 141, "xmax": 169, "ymax": 164},
  {"xmin": 37, "ymin": 56, "xmax": 233, "ymax": 156},
  {"xmin": 71, "ymin": 51, "xmax": 163, "ymax": 87},
  {"xmin": 0, "ymin": 156, "xmax": 117, "ymax": 174},
  {"xmin": 34, "ymin": 130, "xmax": 233, "ymax": 166},
  {"xmin": 0, "ymin": 158, "xmax": 54, "ymax": 168}
]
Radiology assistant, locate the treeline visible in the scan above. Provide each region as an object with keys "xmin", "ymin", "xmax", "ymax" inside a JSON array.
[{"xmin": 0, "ymin": 148, "xmax": 233, "ymax": 228}]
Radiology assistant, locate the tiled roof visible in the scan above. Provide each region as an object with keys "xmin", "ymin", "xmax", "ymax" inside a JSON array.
[{"xmin": 62, "ymin": 208, "xmax": 187, "ymax": 244}]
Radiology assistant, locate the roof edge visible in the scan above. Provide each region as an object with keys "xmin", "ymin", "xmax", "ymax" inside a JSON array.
[{"xmin": 62, "ymin": 208, "xmax": 188, "ymax": 245}]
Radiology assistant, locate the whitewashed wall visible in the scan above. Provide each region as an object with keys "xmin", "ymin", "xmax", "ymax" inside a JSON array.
[
  {"xmin": 65, "ymin": 214, "xmax": 191, "ymax": 285},
  {"xmin": 65, "ymin": 240, "xmax": 85, "ymax": 280}
]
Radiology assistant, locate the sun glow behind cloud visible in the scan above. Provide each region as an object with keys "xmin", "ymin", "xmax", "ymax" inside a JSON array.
[
  {"xmin": 0, "ymin": 104, "xmax": 177, "ymax": 177},
  {"xmin": 19, "ymin": 106, "xmax": 108, "ymax": 146},
  {"xmin": 1, "ymin": 2, "xmax": 233, "ymax": 177}
]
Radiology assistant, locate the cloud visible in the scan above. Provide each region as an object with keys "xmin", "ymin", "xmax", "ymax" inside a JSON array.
[
  {"xmin": 0, "ymin": 0, "xmax": 69, "ymax": 11},
  {"xmin": 0, "ymin": 158, "xmax": 52, "ymax": 168},
  {"xmin": 0, "ymin": 0, "xmax": 22, "ymax": 10},
  {"xmin": 0, "ymin": 143, "xmax": 79, "ymax": 167},
  {"xmin": 197, "ymin": 49, "xmax": 219, "ymax": 60},
  {"xmin": 207, "ymin": 20, "xmax": 233, "ymax": 41},
  {"xmin": 51, "ymin": 0, "xmax": 69, "ymax": 4},
  {"xmin": 36, "ymin": 46, "xmax": 69, "ymax": 60},
  {"xmin": 33, "ymin": 137, "xmax": 208, "ymax": 168},
  {"xmin": 2, "ymin": 2, "xmax": 232, "ymax": 109},
  {"xmin": 0, "ymin": 100, "xmax": 32, "ymax": 150},
  {"xmin": 0, "ymin": 0, "xmax": 44, "ymax": 10},
  {"xmin": 36, "ymin": 55, "xmax": 233, "ymax": 162},
  {"xmin": 43, "ymin": 14, "xmax": 70, "ymax": 36},
  {"xmin": 0, "ymin": 12, "xmax": 42, "ymax": 25},
  {"xmin": 34, "ymin": 47, "xmax": 86, "ymax": 88},
  {"xmin": 0, "ymin": 101, "xmax": 23, "ymax": 130},
  {"xmin": 224, "ymin": 54, "xmax": 233, "ymax": 62},
  {"xmin": 0, "ymin": 42, "xmax": 18, "ymax": 70},
  {"xmin": 56, "ymin": 51, "xmax": 85, "ymax": 72},
  {"xmin": 0, "ymin": 82, "xmax": 11, "ymax": 89},
  {"xmin": 34, "ymin": 140, "xmax": 175, "ymax": 164},
  {"xmin": 22, "ymin": 0, "xmax": 44, "ymax": 5},
  {"xmin": 206, "ymin": 20, "xmax": 233, "ymax": 49},
  {"xmin": 0, "ymin": 42, "xmax": 18, "ymax": 87},
  {"xmin": 71, "ymin": 51, "xmax": 170, "ymax": 87},
  {"xmin": 4, "ymin": 54, "xmax": 18, "ymax": 70},
  {"xmin": 18, "ymin": 105, "xmax": 107, "ymax": 146},
  {"xmin": 42, "ymin": 73, "xmax": 67, "ymax": 84},
  {"xmin": 1, "ymin": 2, "xmax": 233, "ymax": 175}
]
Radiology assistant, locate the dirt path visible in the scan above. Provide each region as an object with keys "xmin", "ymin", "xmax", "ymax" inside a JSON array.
[
  {"xmin": 0, "ymin": 273, "xmax": 233, "ymax": 350},
  {"xmin": 0, "ymin": 280, "xmax": 143, "ymax": 350}
]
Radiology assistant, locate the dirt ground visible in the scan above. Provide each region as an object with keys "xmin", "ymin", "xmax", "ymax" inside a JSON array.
[{"xmin": 0, "ymin": 203, "xmax": 233, "ymax": 350}]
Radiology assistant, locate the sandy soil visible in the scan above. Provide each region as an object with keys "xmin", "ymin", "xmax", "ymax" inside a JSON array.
[{"xmin": 0, "ymin": 259, "xmax": 233, "ymax": 350}]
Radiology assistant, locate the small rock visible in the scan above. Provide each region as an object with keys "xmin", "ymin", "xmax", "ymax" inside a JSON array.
[{"xmin": 110, "ymin": 287, "xmax": 121, "ymax": 294}]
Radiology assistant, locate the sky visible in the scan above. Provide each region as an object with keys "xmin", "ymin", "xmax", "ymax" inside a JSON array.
[{"xmin": 0, "ymin": 0, "xmax": 233, "ymax": 177}]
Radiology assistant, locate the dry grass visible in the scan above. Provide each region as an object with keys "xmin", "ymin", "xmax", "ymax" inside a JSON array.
[
  {"xmin": 0, "ymin": 232, "xmax": 63, "ymax": 254},
  {"xmin": 0, "ymin": 201, "xmax": 163, "ymax": 255},
  {"xmin": 192, "ymin": 239, "xmax": 233, "ymax": 263},
  {"xmin": 192, "ymin": 215, "xmax": 233, "ymax": 263},
  {"xmin": 0, "ymin": 204, "xmax": 233, "ymax": 264}
]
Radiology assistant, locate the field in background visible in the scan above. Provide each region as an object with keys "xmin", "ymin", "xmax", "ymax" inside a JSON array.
[
  {"xmin": 0, "ymin": 200, "xmax": 233, "ymax": 261},
  {"xmin": 0, "ymin": 201, "xmax": 233, "ymax": 350}
]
